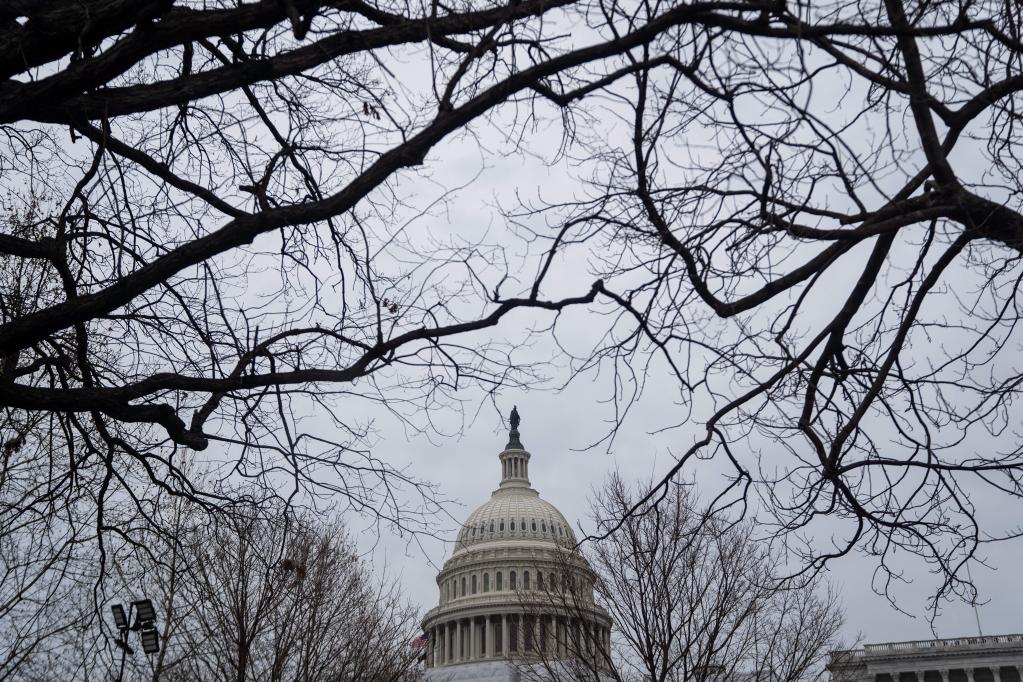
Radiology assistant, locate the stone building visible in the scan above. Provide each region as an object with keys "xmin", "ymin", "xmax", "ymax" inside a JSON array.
[
  {"xmin": 421, "ymin": 408, "xmax": 613, "ymax": 681},
  {"xmin": 829, "ymin": 635, "xmax": 1023, "ymax": 682}
]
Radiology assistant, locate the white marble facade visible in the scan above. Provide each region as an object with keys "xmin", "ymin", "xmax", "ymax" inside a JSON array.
[{"xmin": 829, "ymin": 635, "xmax": 1023, "ymax": 682}]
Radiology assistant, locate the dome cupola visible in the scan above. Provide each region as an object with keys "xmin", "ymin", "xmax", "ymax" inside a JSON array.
[{"xmin": 420, "ymin": 407, "xmax": 613, "ymax": 679}]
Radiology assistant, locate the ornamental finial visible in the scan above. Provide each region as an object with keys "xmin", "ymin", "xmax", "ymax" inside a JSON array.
[{"xmin": 505, "ymin": 405, "xmax": 523, "ymax": 450}]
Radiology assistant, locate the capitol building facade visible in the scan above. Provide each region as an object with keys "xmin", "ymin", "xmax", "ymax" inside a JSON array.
[{"xmin": 421, "ymin": 409, "xmax": 613, "ymax": 681}]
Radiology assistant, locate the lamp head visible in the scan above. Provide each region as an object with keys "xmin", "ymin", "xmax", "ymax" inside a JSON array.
[
  {"xmin": 111, "ymin": 604, "xmax": 128, "ymax": 631},
  {"xmin": 139, "ymin": 625, "xmax": 160, "ymax": 654},
  {"xmin": 131, "ymin": 598, "xmax": 157, "ymax": 626}
]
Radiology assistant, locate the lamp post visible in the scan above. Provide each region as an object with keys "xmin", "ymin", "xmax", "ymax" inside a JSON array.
[{"xmin": 110, "ymin": 598, "xmax": 160, "ymax": 682}]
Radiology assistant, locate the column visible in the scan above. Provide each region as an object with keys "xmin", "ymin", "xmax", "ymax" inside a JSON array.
[
  {"xmin": 993, "ymin": 668, "xmax": 1003, "ymax": 682},
  {"xmin": 487, "ymin": 615, "xmax": 495, "ymax": 658},
  {"xmin": 472, "ymin": 617, "xmax": 479, "ymax": 660},
  {"xmin": 456, "ymin": 619, "xmax": 463, "ymax": 662},
  {"xmin": 966, "ymin": 669, "xmax": 976, "ymax": 682},
  {"xmin": 940, "ymin": 671, "xmax": 949, "ymax": 682}
]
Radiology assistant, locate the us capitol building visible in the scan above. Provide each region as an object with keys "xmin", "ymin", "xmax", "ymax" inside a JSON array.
[{"xmin": 421, "ymin": 408, "xmax": 613, "ymax": 681}]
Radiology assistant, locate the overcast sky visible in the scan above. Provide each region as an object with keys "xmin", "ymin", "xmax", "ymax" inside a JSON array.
[
  {"xmin": 368, "ymin": 387, "xmax": 1022, "ymax": 646},
  {"xmin": 342, "ymin": 127, "xmax": 1023, "ymax": 646}
]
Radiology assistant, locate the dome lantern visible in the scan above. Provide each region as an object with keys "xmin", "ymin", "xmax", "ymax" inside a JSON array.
[{"xmin": 499, "ymin": 405, "xmax": 531, "ymax": 488}]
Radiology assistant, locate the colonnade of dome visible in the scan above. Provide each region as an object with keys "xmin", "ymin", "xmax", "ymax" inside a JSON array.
[
  {"xmin": 421, "ymin": 408, "xmax": 613, "ymax": 677},
  {"xmin": 425, "ymin": 612, "xmax": 612, "ymax": 669}
]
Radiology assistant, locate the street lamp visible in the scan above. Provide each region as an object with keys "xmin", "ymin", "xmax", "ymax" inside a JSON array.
[{"xmin": 110, "ymin": 597, "xmax": 161, "ymax": 681}]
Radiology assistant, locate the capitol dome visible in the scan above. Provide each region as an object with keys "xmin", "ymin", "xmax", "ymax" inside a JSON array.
[
  {"xmin": 421, "ymin": 408, "xmax": 613, "ymax": 681},
  {"xmin": 455, "ymin": 489, "xmax": 577, "ymax": 553}
]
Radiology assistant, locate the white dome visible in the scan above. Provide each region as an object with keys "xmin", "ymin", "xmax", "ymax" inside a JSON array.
[
  {"xmin": 455, "ymin": 487, "xmax": 578, "ymax": 553},
  {"xmin": 421, "ymin": 408, "xmax": 613, "ymax": 677}
]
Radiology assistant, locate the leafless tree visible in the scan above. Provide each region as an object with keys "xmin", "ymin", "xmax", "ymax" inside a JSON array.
[
  {"xmin": 0, "ymin": 198, "xmax": 107, "ymax": 679},
  {"xmin": 503, "ymin": 0, "xmax": 1023, "ymax": 614},
  {"xmin": 4, "ymin": 0, "xmax": 1023, "ymax": 648},
  {"xmin": 144, "ymin": 510, "xmax": 422, "ymax": 682},
  {"xmin": 0, "ymin": 0, "xmax": 625, "ymax": 585},
  {"xmin": 522, "ymin": 475, "xmax": 844, "ymax": 682},
  {"xmin": 17, "ymin": 500, "xmax": 425, "ymax": 681}
]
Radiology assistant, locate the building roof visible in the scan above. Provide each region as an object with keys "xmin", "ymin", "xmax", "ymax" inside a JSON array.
[{"xmin": 454, "ymin": 483, "xmax": 578, "ymax": 554}]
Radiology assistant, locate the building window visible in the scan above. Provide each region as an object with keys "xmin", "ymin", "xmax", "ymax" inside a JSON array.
[
  {"xmin": 500, "ymin": 520, "xmax": 505, "ymax": 531},
  {"xmin": 531, "ymin": 520, "xmax": 537, "ymax": 532},
  {"xmin": 471, "ymin": 574, "xmax": 477, "ymax": 594},
  {"xmin": 524, "ymin": 570, "xmax": 530, "ymax": 590},
  {"xmin": 510, "ymin": 519, "xmax": 515, "ymax": 531},
  {"xmin": 510, "ymin": 571, "xmax": 517, "ymax": 589},
  {"xmin": 497, "ymin": 572, "xmax": 503, "ymax": 590},
  {"xmin": 483, "ymin": 573, "xmax": 490, "ymax": 592},
  {"xmin": 537, "ymin": 571, "xmax": 544, "ymax": 589},
  {"xmin": 461, "ymin": 577, "xmax": 466, "ymax": 596},
  {"xmin": 542, "ymin": 521, "xmax": 547, "ymax": 532}
]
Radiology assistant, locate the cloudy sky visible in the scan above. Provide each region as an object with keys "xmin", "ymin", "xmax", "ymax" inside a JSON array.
[
  {"xmin": 369, "ymin": 387, "xmax": 1023, "ymax": 646},
  {"xmin": 348, "ymin": 131, "xmax": 1023, "ymax": 646}
]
